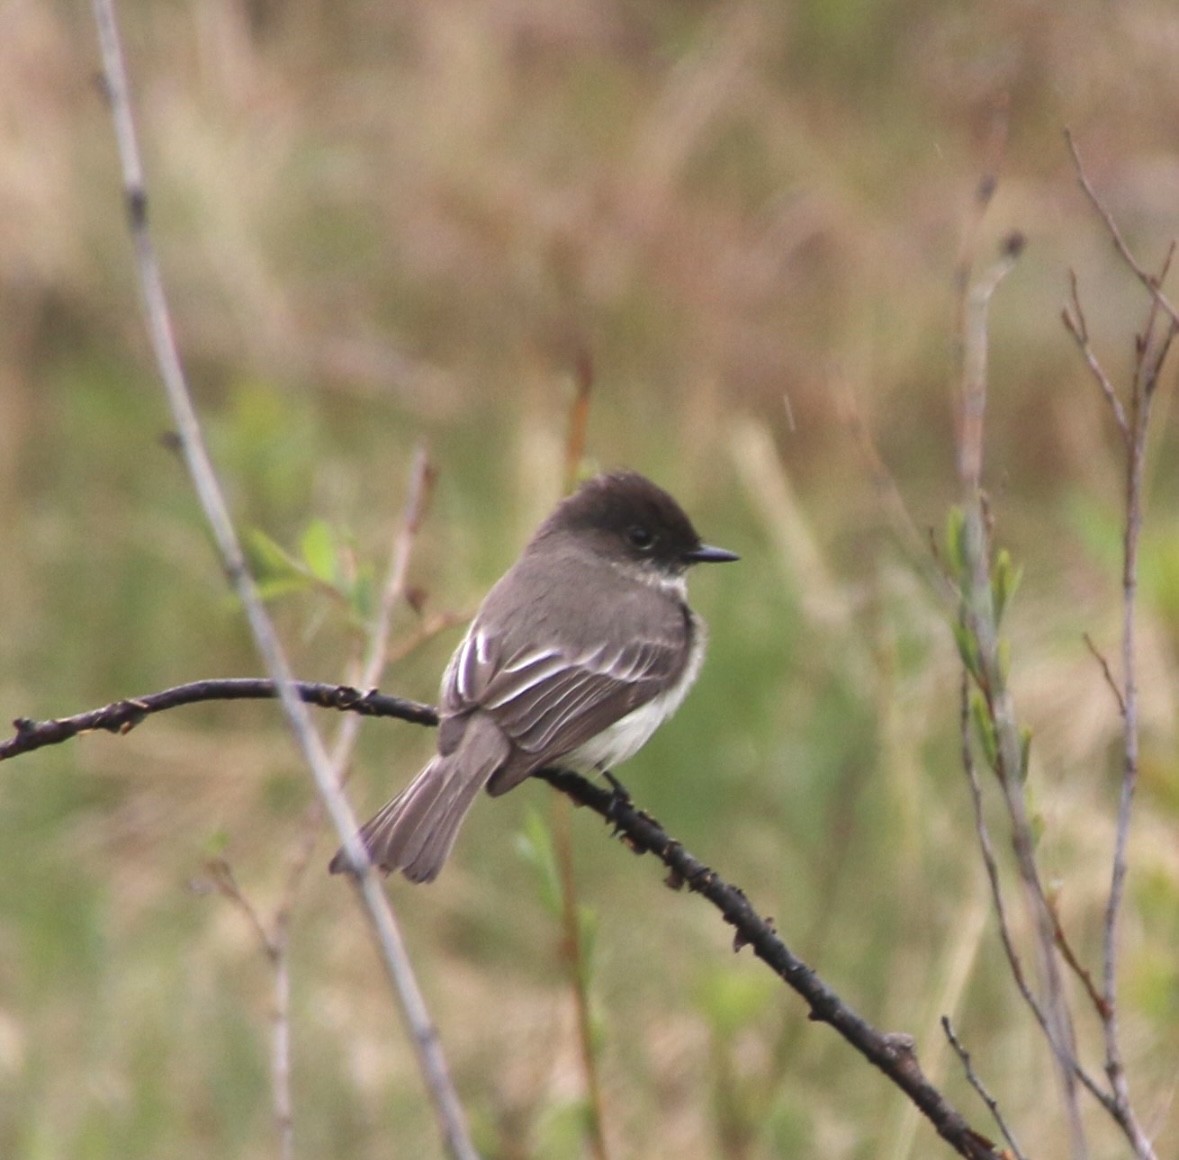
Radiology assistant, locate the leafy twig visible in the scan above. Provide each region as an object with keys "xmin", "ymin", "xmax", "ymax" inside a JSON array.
[
  {"xmin": 954, "ymin": 232, "xmax": 1088, "ymax": 1157},
  {"xmin": 957, "ymin": 681, "xmax": 1043, "ymax": 1033},
  {"xmin": 264, "ymin": 446, "xmax": 437, "ymax": 1155}
]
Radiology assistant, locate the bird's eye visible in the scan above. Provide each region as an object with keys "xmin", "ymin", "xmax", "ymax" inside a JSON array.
[{"xmin": 626, "ymin": 525, "xmax": 655, "ymax": 551}]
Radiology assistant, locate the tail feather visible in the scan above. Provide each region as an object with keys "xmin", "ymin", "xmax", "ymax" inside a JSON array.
[{"xmin": 330, "ymin": 716, "xmax": 509, "ymax": 883}]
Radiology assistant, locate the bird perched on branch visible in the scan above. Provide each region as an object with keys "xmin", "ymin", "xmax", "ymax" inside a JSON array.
[{"xmin": 330, "ymin": 470, "xmax": 737, "ymax": 883}]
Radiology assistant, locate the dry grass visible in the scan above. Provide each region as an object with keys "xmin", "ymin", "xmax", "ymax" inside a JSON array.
[{"xmin": 2, "ymin": 0, "xmax": 1178, "ymax": 1156}]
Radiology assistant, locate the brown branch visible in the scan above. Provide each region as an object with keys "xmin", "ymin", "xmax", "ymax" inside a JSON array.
[
  {"xmin": 6, "ymin": 677, "xmax": 1004, "ymax": 1160},
  {"xmin": 1081, "ymin": 633, "xmax": 1126, "ymax": 719},
  {"xmin": 1, "ymin": 679, "xmax": 437, "ymax": 763},
  {"xmin": 535, "ymin": 770, "xmax": 1004, "ymax": 1160},
  {"xmin": 1047, "ymin": 894, "xmax": 1110, "ymax": 1020}
]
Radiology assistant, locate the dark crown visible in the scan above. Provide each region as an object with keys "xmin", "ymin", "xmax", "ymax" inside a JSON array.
[{"xmin": 536, "ymin": 470, "xmax": 734, "ymax": 569}]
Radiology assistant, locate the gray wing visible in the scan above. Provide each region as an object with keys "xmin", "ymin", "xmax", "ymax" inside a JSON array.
[{"xmin": 440, "ymin": 613, "xmax": 690, "ymax": 790}]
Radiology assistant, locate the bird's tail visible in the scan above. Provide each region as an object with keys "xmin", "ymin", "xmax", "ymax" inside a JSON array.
[{"xmin": 329, "ymin": 716, "xmax": 508, "ymax": 883}]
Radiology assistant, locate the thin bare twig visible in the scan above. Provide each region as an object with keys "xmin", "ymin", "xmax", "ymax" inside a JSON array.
[
  {"xmin": 1, "ymin": 679, "xmax": 438, "ymax": 762},
  {"xmin": 957, "ymin": 233, "xmax": 1026, "ymax": 489},
  {"xmin": 553, "ymin": 792, "xmax": 610, "ymax": 1160},
  {"xmin": 87, "ymin": 5, "xmax": 477, "ymax": 1155},
  {"xmin": 837, "ymin": 380, "xmax": 958, "ymax": 609},
  {"xmin": 203, "ymin": 858, "xmax": 276, "ymax": 956},
  {"xmin": 1062, "ymin": 271, "xmax": 1129, "ymax": 443},
  {"xmin": 957, "ymin": 681, "xmax": 1112, "ymax": 1115},
  {"xmin": 1081, "ymin": 633, "xmax": 1126, "ymax": 719},
  {"xmin": 1047, "ymin": 894, "xmax": 1109, "ymax": 1020},
  {"xmin": 1066, "ymin": 140, "xmax": 1176, "ymax": 1160},
  {"xmin": 941, "ymin": 1017, "xmax": 1027, "ymax": 1160},
  {"xmin": 1102, "ymin": 263, "xmax": 1174, "ymax": 1160},
  {"xmin": 274, "ymin": 447, "xmax": 437, "ymax": 908},
  {"xmin": 198, "ymin": 857, "xmax": 295, "ymax": 1160},
  {"xmin": 1065, "ymin": 131, "xmax": 1179, "ymax": 331},
  {"xmin": 382, "ymin": 609, "xmax": 469, "ymax": 667}
]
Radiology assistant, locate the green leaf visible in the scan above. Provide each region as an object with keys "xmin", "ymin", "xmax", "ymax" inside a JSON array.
[
  {"xmin": 300, "ymin": 518, "xmax": 338, "ymax": 585},
  {"xmin": 945, "ymin": 506, "xmax": 967, "ymax": 578},
  {"xmin": 577, "ymin": 904, "xmax": 598, "ymax": 966},
  {"xmin": 1019, "ymin": 726, "xmax": 1033, "ymax": 783},
  {"xmin": 996, "ymin": 636, "xmax": 1011, "ymax": 684},
  {"xmin": 202, "ymin": 828, "xmax": 231, "ymax": 856},
  {"xmin": 992, "ymin": 548, "xmax": 1023, "ymax": 625},
  {"xmin": 1029, "ymin": 809, "xmax": 1046, "ymax": 847},
  {"xmin": 952, "ymin": 620, "xmax": 982, "ymax": 684},
  {"xmin": 970, "ymin": 690, "xmax": 998, "ymax": 771},
  {"xmin": 254, "ymin": 575, "xmax": 314, "ymax": 602},
  {"xmin": 249, "ymin": 527, "xmax": 304, "ymax": 580}
]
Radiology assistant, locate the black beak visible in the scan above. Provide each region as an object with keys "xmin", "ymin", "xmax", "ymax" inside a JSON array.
[{"xmin": 684, "ymin": 543, "xmax": 740, "ymax": 564}]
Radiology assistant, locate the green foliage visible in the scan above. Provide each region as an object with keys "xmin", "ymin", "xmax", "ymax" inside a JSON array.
[
  {"xmin": 945, "ymin": 505, "xmax": 968, "ymax": 581},
  {"xmin": 992, "ymin": 548, "xmax": 1023, "ymax": 626},
  {"xmin": 969, "ymin": 688, "xmax": 998, "ymax": 773},
  {"xmin": 249, "ymin": 518, "xmax": 375, "ymax": 626},
  {"xmin": 952, "ymin": 618, "xmax": 983, "ymax": 684}
]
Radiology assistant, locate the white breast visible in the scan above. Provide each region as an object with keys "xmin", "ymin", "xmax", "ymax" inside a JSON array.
[{"xmin": 563, "ymin": 613, "xmax": 707, "ymax": 774}]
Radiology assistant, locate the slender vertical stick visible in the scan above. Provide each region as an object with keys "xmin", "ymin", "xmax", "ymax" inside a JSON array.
[
  {"xmin": 88, "ymin": 5, "xmax": 478, "ymax": 1156},
  {"xmin": 552, "ymin": 358, "xmax": 610, "ymax": 1160},
  {"xmin": 1099, "ymin": 273, "xmax": 1171, "ymax": 1160},
  {"xmin": 1065, "ymin": 133, "xmax": 1174, "ymax": 1160},
  {"xmin": 956, "ymin": 234, "xmax": 1088, "ymax": 1158},
  {"xmin": 271, "ymin": 944, "xmax": 294, "ymax": 1160}
]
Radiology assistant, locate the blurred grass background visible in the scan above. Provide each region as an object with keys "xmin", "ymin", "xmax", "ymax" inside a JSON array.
[{"xmin": 2, "ymin": 0, "xmax": 1179, "ymax": 1156}]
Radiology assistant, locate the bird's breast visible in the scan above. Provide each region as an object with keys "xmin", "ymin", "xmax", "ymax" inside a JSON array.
[{"xmin": 563, "ymin": 609, "xmax": 707, "ymax": 773}]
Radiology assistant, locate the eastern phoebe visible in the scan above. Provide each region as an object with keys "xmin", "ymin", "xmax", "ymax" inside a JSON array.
[{"xmin": 330, "ymin": 470, "xmax": 737, "ymax": 883}]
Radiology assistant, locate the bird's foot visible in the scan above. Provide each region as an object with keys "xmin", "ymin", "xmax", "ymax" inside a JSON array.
[{"xmin": 601, "ymin": 769, "xmax": 632, "ymax": 822}]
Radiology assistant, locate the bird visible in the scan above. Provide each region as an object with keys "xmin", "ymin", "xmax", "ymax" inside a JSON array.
[{"xmin": 329, "ymin": 469, "xmax": 738, "ymax": 883}]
